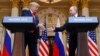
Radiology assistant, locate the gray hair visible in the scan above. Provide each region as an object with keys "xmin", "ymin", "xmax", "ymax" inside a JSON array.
[
  {"xmin": 70, "ymin": 6, "xmax": 78, "ymax": 12},
  {"xmin": 29, "ymin": 2, "xmax": 40, "ymax": 9}
]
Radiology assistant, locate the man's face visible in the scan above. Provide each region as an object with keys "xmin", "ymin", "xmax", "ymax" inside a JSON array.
[
  {"xmin": 69, "ymin": 7, "xmax": 77, "ymax": 16},
  {"xmin": 31, "ymin": 6, "xmax": 39, "ymax": 14}
]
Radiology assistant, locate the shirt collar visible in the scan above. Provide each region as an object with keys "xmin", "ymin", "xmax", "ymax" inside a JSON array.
[
  {"xmin": 30, "ymin": 9, "xmax": 33, "ymax": 14},
  {"xmin": 30, "ymin": 9, "xmax": 36, "ymax": 16},
  {"xmin": 74, "ymin": 13, "xmax": 78, "ymax": 17}
]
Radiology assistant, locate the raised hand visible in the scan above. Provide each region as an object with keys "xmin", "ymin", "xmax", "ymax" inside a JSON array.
[{"xmin": 38, "ymin": 23, "xmax": 45, "ymax": 30}]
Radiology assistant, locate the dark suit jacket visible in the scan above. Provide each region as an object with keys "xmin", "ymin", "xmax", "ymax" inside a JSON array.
[
  {"xmin": 54, "ymin": 17, "xmax": 78, "ymax": 56},
  {"xmin": 21, "ymin": 10, "xmax": 39, "ymax": 38},
  {"xmin": 54, "ymin": 16, "xmax": 83, "ymax": 32},
  {"xmin": 54, "ymin": 17, "xmax": 78, "ymax": 40},
  {"xmin": 54, "ymin": 20, "xmax": 67, "ymax": 32}
]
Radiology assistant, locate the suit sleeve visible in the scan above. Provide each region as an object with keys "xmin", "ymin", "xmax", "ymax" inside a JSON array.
[{"xmin": 54, "ymin": 20, "xmax": 67, "ymax": 32}]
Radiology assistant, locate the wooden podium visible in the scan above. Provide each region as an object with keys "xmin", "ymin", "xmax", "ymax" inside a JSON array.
[
  {"xmin": 67, "ymin": 17, "xmax": 99, "ymax": 56},
  {"xmin": 2, "ymin": 16, "xmax": 36, "ymax": 56}
]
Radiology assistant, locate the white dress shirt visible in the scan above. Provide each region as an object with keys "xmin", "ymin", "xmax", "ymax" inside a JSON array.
[
  {"xmin": 74, "ymin": 13, "xmax": 78, "ymax": 17},
  {"xmin": 30, "ymin": 9, "xmax": 35, "ymax": 19}
]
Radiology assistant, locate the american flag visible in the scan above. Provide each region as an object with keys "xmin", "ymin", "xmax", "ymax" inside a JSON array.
[
  {"xmin": 38, "ymin": 20, "xmax": 49, "ymax": 56},
  {"xmin": 87, "ymin": 31, "xmax": 99, "ymax": 56},
  {"xmin": 66, "ymin": 31, "xmax": 99, "ymax": 56},
  {"xmin": 66, "ymin": 35, "xmax": 69, "ymax": 56},
  {"xmin": 66, "ymin": 43, "xmax": 69, "ymax": 56}
]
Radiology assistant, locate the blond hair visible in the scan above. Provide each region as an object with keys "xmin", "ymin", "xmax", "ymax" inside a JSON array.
[{"xmin": 29, "ymin": 2, "xmax": 40, "ymax": 9}]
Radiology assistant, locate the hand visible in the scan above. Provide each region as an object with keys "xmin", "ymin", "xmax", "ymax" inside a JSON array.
[
  {"xmin": 38, "ymin": 23, "xmax": 45, "ymax": 30},
  {"xmin": 47, "ymin": 26, "xmax": 55, "ymax": 31},
  {"xmin": 31, "ymin": 30, "xmax": 34, "ymax": 33}
]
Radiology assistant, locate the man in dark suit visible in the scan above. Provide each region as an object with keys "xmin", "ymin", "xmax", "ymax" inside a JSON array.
[
  {"xmin": 49, "ymin": 6, "xmax": 78, "ymax": 56},
  {"xmin": 21, "ymin": 2, "xmax": 44, "ymax": 56}
]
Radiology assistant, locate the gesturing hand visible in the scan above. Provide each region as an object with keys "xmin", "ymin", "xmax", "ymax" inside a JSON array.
[
  {"xmin": 38, "ymin": 23, "xmax": 45, "ymax": 30},
  {"xmin": 47, "ymin": 26, "xmax": 55, "ymax": 31}
]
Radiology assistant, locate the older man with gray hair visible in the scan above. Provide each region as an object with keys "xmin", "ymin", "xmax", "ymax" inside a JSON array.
[{"xmin": 21, "ymin": 2, "xmax": 44, "ymax": 56}]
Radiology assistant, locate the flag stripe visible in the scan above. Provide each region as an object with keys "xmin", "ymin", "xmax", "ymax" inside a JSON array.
[
  {"xmin": 5, "ymin": 30, "xmax": 11, "ymax": 54},
  {"xmin": 88, "ymin": 42, "xmax": 98, "ymax": 55},
  {"xmin": 54, "ymin": 32, "xmax": 65, "ymax": 56},
  {"xmin": 89, "ymin": 50, "xmax": 94, "ymax": 56},
  {"xmin": 39, "ymin": 47, "xmax": 45, "ymax": 56},
  {"xmin": 2, "ymin": 30, "xmax": 12, "ymax": 56},
  {"xmin": 41, "ymin": 40, "xmax": 49, "ymax": 53},
  {"xmin": 88, "ymin": 38, "xmax": 98, "ymax": 52},
  {"xmin": 66, "ymin": 47, "xmax": 69, "ymax": 56},
  {"xmin": 38, "ymin": 51, "xmax": 42, "ymax": 56},
  {"xmin": 39, "ymin": 45, "xmax": 47, "ymax": 56},
  {"xmin": 88, "ymin": 45, "xmax": 97, "ymax": 56},
  {"xmin": 39, "ymin": 40, "xmax": 49, "ymax": 55},
  {"xmin": 53, "ymin": 44, "xmax": 59, "ymax": 56},
  {"xmin": 87, "ymin": 31, "xmax": 99, "ymax": 56},
  {"xmin": 58, "ymin": 32, "xmax": 64, "ymax": 45}
]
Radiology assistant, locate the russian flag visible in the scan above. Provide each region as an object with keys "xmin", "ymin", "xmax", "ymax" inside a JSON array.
[
  {"xmin": 0, "ymin": 50, "xmax": 1, "ymax": 56},
  {"xmin": 2, "ymin": 30, "xmax": 12, "ymax": 56},
  {"xmin": 53, "ymin": 18, "xmax": 66, "ymax": 56}
]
